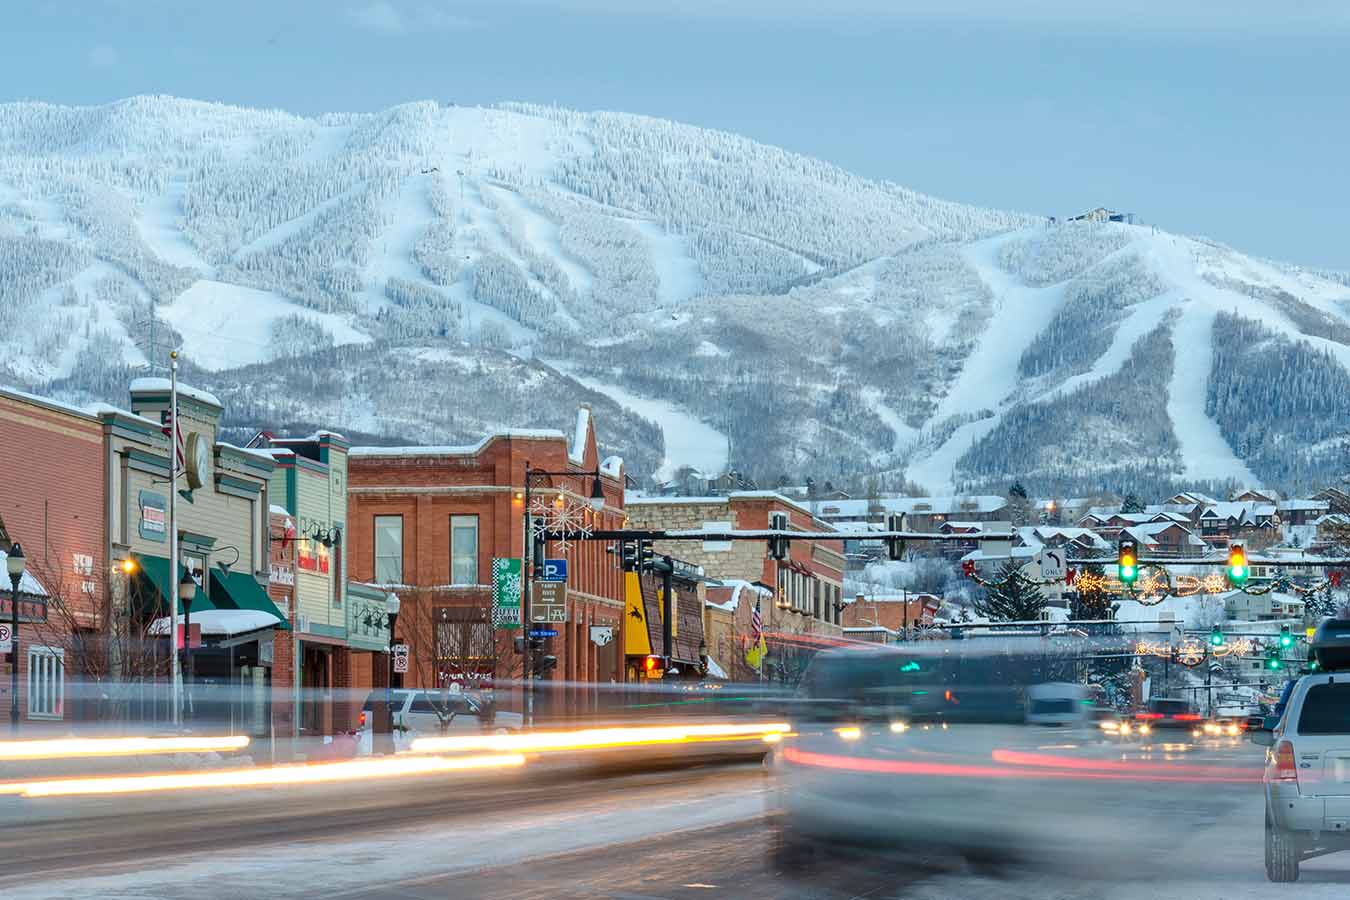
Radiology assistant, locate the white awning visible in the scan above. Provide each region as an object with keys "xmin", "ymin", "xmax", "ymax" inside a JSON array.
[{"xmin": 150, "ymin": 609, "xmax": 281, "ymax": 638}]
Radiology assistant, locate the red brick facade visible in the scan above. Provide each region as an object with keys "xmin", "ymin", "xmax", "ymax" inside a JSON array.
[
  {"xmin": 267, "ymin": 507, "xmax": 297, "ymax": 740},
  {"xmin": 347, "ymin": 413, "xmax": 628, "ymax": 706},
  {"xmin": 0, "ymin": 389, "xmax": 107, "ymax": 723}
]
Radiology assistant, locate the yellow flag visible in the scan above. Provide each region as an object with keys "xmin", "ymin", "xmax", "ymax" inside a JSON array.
[{"xmin": 745, "ymin": 635, "xmax": 766, "ymax": 668}]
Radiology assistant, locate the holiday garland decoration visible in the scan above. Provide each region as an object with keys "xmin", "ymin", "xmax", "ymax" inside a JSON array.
[{"xmin": 962, "ymin": 558, "xmax": 1345, "ymax": 607}]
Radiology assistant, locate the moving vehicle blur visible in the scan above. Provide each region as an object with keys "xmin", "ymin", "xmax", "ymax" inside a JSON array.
[
  {"xmin": 1025, "ymin": 682, "xmax": 1090, "ymax": 727},
  {"xmin": 769, "ymin": 641, "xmax": 1254, "ymax": 873}
]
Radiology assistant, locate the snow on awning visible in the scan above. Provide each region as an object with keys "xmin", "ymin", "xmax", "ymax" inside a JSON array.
[
  {"xmin": 706, "ymin": 656, "xmax": 729, "ymax": 679},
  {"xmin": 150, "ymin": 609, "xmax": 281, "ymax": 638}
]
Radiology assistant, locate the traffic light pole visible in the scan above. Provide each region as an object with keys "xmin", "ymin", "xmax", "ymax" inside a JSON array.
[{"xmin": 661, "ymin": 560, "xmax": 673, "ymax": 662}]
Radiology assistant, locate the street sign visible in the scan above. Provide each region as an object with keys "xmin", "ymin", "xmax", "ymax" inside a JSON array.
[
  {"xmin": 0, "ymin": 622, "xmax": 10, "ymax": 654},
  {"xmin": 529, "ymin": 628, "xmax": 558, "ymax": 639},
  {"xmin": 1036, "ymin": 548, "xmax": 1067, "ymax": 580},
  {"xmin": 541, "ymin": 559, "xmax": 568, "ymax": 582},
  {"xmin": 531, "ymin": 580, "xmax": 567, "ymax": 624},
  {"xmin": 392, "ymin": 643, "xmax": 410, "ymax": 674}
]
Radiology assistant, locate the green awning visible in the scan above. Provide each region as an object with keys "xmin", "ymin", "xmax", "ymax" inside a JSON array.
[
  {"xmin": 209, "ymin": 568, "xmax": 291, "ymax": 631},
  {"xmin": 132, "ymin": 553, "xmax": 209, "ymax": 616}
]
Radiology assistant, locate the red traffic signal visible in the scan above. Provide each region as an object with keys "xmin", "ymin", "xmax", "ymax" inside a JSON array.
[{"xmin": 642, "ymin": 655, "xmax": 666, "ymax": 678}]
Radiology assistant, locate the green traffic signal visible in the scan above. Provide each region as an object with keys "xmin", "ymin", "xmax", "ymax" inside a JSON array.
[
  {"xmin": 1209, "ymin": 626, "xmax": 1225, "ymax": 648},
  {"xmin": 1279, "ymin": 625, "xmax": 1294, "ymax": 649},
  {"xmin": 1267, "ymin": 655, "xmax": 1284, "ymax": 671}
]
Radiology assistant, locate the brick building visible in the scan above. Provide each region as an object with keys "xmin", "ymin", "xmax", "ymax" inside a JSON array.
[
  {"xmin": 841, "ymin": 592, "xmax": 941, "ymax": 634},
  {"xmin": 251, "ymin": 430, "xmax": 389, "ymax": 736},
  {"xmin": 0, "ymin": 387, "xmax": 107, "ymax": 724},
  {"xmin": 346, "ymin": 409, "xmax": 627, "ymax": 710},
  {"xmin": 626, "ymin": 492, "xmax": 845, "ymax": 684}
]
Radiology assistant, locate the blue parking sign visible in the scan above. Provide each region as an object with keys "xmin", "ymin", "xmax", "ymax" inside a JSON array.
[{"xmin": 542, "ymin": 559, "xmax": 568, "ymax": 582}]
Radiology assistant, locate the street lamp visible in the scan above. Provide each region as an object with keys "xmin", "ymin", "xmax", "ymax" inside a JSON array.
[
  {"xmin": 520, "ymin": 464, "xmax": 609, "ymax": 728},
  {"xmin": 6, "ymin": 541, "xmax": 25, "ymax": 733},
  {"xmin": 179, "ymin": 569, "xmax": 197, "ymax": 722}
]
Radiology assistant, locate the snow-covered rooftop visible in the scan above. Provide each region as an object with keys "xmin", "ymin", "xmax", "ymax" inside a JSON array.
[
  {"xmin": 1, "ymin": 384, "xmax": 98, "ymax": 421},
  {"xmin": 217, "ymin": 441, "xmax": 279, "ymax": 465},
  {"xmin": 1278, "ymin": 499, "xmax": 1330, "ymax": 511},
  {"xmin": 815, "ymin": 495, "xmax": 1007, "ymax": 518},
  {"xmin": 128, "ymin": 377, "xmax": 222, "ymax": 408},
  {"xmin": 349, "ymin": 429, "xmax": 568, "ymax": 459}
]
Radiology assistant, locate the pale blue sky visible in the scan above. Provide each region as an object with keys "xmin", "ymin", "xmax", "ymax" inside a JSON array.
[{"xmin": 4, "ymin": 1, "xmax": 1347, "ymax": 268}]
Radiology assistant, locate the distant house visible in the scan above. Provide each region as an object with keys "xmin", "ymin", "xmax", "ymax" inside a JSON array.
[
  {"xmin": 1068, "ymin": 207, "xmax": 1135, "ymax": 224},
  {"xmin": 1234, "ymin": 488, "xmax": 1280, "ymax": 504},
  {"xmin": 1313, "ymin": 487, "xmax": 1350, "ymax": 515},
  {"xmin": 1278, "ymin": 499, "xmax": 1331, "ymax": 527},
  {"xmin": 1121, "ymin": 522, "xmax": 1207, "ymax": 557}
]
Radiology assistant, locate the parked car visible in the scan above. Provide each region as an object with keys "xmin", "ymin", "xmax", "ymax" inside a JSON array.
[
  {"xmin": 356, "ymin": 688, "xmax": 493, "ymax": 755},
  {"xmin": 1253, "ymin": 618, "xmax": 1350, "ymax": 882}
]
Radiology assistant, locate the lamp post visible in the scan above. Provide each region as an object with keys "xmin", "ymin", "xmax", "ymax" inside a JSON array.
[
  {"xmin": 179, "ymin": 569, "xmax": 197, "ymax": 722},
  {"xmin": 6, "ymin": 541, "xmax": 25, "ymax": 733},
  {"xmin": 521, "ymin": 464, "xmax": 607, "ymax": 728}
]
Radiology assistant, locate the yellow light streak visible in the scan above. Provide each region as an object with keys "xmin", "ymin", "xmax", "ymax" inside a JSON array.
[
  {"xmin": 0, "ymin": 735, "xmax": 250, "ymax": 761},
  {"xmin": 411, "ymin": 722, "xmax": 792, "ymax": 755},
  {"xmin": 14, "ymin": 753, "xmax": 525, "ymax": 798}
]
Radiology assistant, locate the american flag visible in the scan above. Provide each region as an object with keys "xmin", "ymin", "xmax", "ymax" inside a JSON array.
[
  {"xmin": 750, "ymin": 600, "xmax": 763, "ymax": 644},
  {"xmin": 160, "ymin": 406, "xmax": 186, "ymax": 468}
]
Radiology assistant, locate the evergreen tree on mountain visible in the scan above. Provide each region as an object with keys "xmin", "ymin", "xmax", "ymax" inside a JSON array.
[
  {"xmin": 974, "ymin": 562, "xmax": 1046, "ymax": 622},
  {"xmin": 1007, "ymin": 481, "xmax": 1032, "ymax": 526},
  {"xmin": 1120, "ymin": 494, "xmax": 1144, "ymax": 514}
]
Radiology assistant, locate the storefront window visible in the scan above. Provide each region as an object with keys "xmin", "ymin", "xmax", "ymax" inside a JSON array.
[
  {"xmin": 451, "ymin": 515, "xmax": 479, "ymax": 585},
  {"xmin": 374, "ymin": 516, "xmax": 403, "ymax": 584}
]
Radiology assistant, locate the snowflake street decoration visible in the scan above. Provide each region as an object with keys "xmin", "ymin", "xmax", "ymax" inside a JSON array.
[{"xmin": 530, "ymin": 497, "xmax": 593, "ymax": 554}]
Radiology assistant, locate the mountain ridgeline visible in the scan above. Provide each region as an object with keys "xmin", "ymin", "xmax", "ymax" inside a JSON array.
[{"xmin": 1, "ymin": 96, "xmax": 1347, "ymax": 495}]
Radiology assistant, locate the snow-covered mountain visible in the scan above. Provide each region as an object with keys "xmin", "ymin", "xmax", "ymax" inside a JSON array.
[{"xmin": 2, "ymin": 95, "xmax": 1347, "ymax": 494}]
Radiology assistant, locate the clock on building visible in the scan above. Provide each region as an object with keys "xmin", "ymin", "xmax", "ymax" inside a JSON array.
[{"xmin": 184, "ymin": 431, "xmax": 210, "ymax": 490}]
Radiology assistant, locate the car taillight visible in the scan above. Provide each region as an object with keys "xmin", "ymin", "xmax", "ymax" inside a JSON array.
[
  {"xmin": 1272, "ymin": 739, "xmax": 1298, "ymax": 783},
  {"xmin": 1135, "ymin": 712, "xmax": 1163, "ymax": 720},
  {"xmin": 1173, "ymin": 713, "xmax": 1203, "ymax": 721}
]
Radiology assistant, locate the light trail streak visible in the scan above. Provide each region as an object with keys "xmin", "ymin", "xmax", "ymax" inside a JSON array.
[
  {"xmin": 411, "ymin": 721, "xmax": 791, "ymax": 755},
  {"xmin": 0, "ymin": 735, "xmax": 251, "ymax": 761},
  {"xmin": 10, "ymin": 753, "xmax": 525, "ymax": 799}
]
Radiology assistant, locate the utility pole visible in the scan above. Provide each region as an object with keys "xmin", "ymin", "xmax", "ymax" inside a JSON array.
[{"xmin": 169, "ymin": 351, "xmax": 181, "ymax": 727}]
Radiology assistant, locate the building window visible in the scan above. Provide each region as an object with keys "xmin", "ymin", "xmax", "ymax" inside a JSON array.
[
  {"xmin": 374, "ymin": 516, "xmax": 403, "ymax": 584},
  {"xmin": 451, "ymin": 515, "xmax": 479, "ymax": 585},
  {"xmin": 27, "ymin": 646, "xmax": 64, "ymax": 720}
]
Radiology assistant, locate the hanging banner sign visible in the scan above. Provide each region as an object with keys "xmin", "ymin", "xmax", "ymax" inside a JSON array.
[{"xmin": 492, "ymin": 558, "xmax": 522, "ymax": 630}]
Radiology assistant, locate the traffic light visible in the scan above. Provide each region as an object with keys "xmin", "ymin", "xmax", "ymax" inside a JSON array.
[
  {"xmin": 1117, "ymin": 538, "xmax": 1138, "ymax": 587},
  {"xmin": 619, "ymin": 539, "xmax": 639, "ymax": 571},
  {"xmin": 1227, "ymin": 542, "xmax": 1249, "ymax": 587},
  {"xmin": 1279, "ymin": 624, "xmax": 1294, "ymax": 650},
  {"xmin": 641, "ymin": 655, "xmax": 665, "ymax": 678},
  {"xmin": 1209, "ymin": 626, "xmax": 1225, "ymax": 648},
  {"xmin": 1266, "ymin": 647, "xmax": 1284, "ymax": 671},
  {"xmin": 638, "ymin": 539, "xmax": 655, "ymax": 572},
  {"xmin": 885, "ymin": 513, "xmax": 906, "ymax": 562}
]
